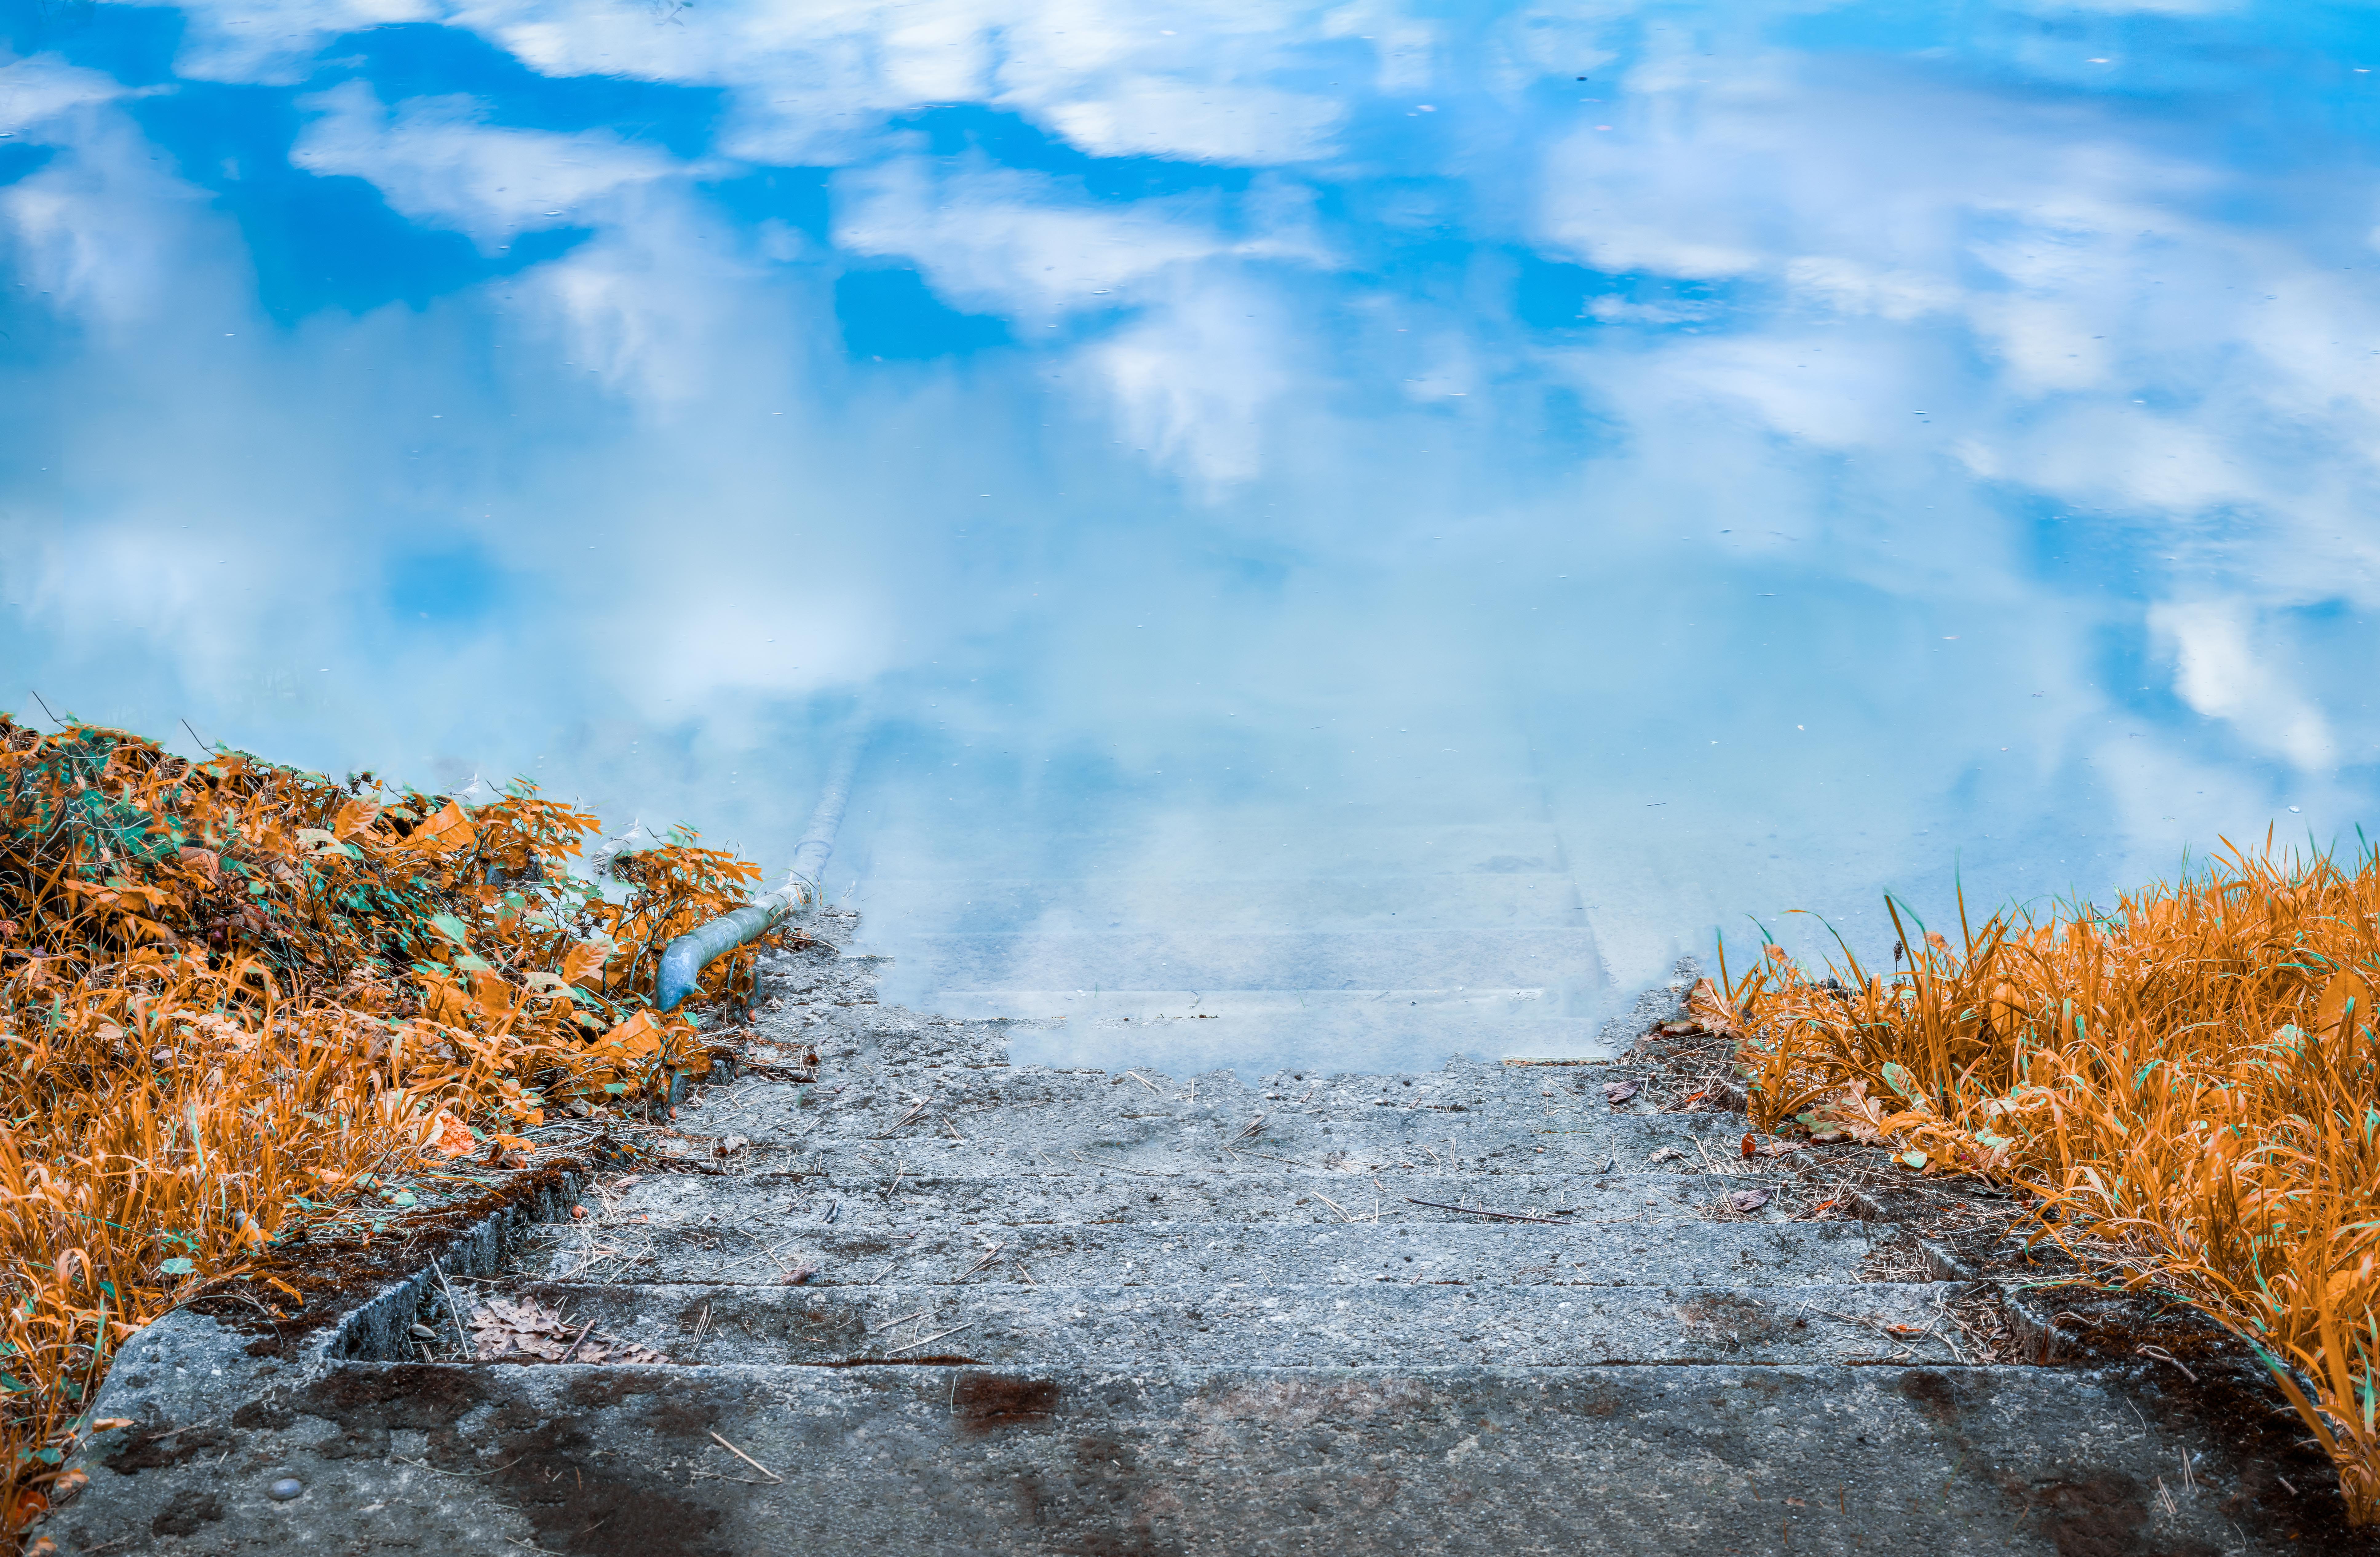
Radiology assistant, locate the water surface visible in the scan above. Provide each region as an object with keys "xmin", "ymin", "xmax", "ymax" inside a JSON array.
[{"xmin": 6, "ymin": 1, "xmax": 2379, "ymax": 1070}]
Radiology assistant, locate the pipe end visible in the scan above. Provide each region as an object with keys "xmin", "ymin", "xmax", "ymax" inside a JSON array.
[{"xmin": 656, "ymin": 937, "xmax": 704, "ymax": 1012}]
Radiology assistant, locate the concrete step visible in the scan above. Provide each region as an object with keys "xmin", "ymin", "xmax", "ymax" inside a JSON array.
[
  {"xmin": 860, "ymin": 875, "xmax": 1591, "ymax": 933},
  {"xmin": 892, "ymin": 927, "xmax": 1605, "ymax": 992},
  {"xmin": 775, "ymin": 1004, "xmax": 1629, "ymax": 1075},
  {"xmin": 854, "ymin": 820, "xmax": 1575, "ymax": 881},
  {"xmin": 491, "ymin": 1278, "xmax": 1970, "ymax": 1367},
  {"xmin": 61, "ymin": 927, "xmax": 2333, "ymax": 1557},
  {"xmin": 695, "ymin": 1058, "xmax": 1712, "ymax": 1113},
  {"xmin": 943, "ymin": 1005, "xmax": 1625, "ymax": 1073},
  {"xmin": 677, "ymin": 1076, "xmax": 1755, "ymax": 1163},
  {"xmin": 748, "ymin": 1007, "xmax": 1675, "ymax": 1084},
  {"xmin": 120, "ymin": 1360, "xmax": 2279, "ymax": 1555},
  {"xmin": 920, "ymin": 989, "xmax": 1589, "ymax": 1023},
  {"xmin": 724, "ymin": 1127, "xmax": 1763, "ymax": 1184},
  {"xmin": 515, "ymin": 1217, "xmax": 1878, "ymax": 1290},
  {"xmin": 585, "ymin": 1169, "xmax": 1796, "ymax": 1230}
]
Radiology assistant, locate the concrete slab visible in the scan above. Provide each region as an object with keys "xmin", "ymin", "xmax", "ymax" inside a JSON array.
[
  {"xmin": 514, "ymin": 1218, "xmax": 1876, "ymax": 1289},
  {"xmin": 490, "ymin": 1277, "xmax": 1971, "ymax": 1367},
  {"xmin": 50, "ymin": 912, "xmax": 2362, "ymax": 1555},
  {"xmin": 53, "ymin": 1360, "xmax": 2322, "ymax": 1556},
  {"xmin": 591, "ymin": 1167, "xmax": 1795, "ymax": 1228}
]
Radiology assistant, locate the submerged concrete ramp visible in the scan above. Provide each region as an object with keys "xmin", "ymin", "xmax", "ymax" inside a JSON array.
[{"xmin": 49, "ymin": 917, "xmax": 2344, "ymax": 1555}]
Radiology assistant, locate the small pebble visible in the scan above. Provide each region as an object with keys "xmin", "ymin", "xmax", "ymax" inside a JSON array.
[{"xmin": 268, "ymin": 1478, "xmax": 303, "ymax": 1501}]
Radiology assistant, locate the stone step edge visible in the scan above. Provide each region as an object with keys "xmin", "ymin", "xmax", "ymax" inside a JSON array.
[
  {"xmin": 496, "ymin": 1276, "xmax": 1965, "ymax": 1295},
  {"xmin": 319, "ymin": 1356, "xmax": 2045, "ymax": 1380}
]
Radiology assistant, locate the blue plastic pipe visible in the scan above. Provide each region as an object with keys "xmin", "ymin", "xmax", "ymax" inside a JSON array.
[{"xmin": 656, "ymin": 723, "xmax": 867, "ymax": 1011}]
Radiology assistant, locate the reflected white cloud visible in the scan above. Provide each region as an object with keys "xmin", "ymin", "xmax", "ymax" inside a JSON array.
[
  {"xmin": 149, "ymin": 0, "xmax": 438, "ymax": 86},
  {"xmin": 293, "ymin": 81, "xmax": 686, "ymax": 249},
  {"xmin": 1037, "ymin": 76, "xmax": 1343, "ymax": 164},
  {"xmin": 832, "ymin": 157, "xmax": 1232, "ymax": 323},
  {"xmin": 2152, "ymin": 602, "xmax": 2337, "ymax": 772}
]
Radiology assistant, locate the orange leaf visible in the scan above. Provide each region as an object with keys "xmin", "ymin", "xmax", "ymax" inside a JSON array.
[
  {"xmin": 596, "ymin": 1010, "xmax": 663, "ymax": 1061},
  {"xmin": 557, "ymin": 941, "xmax": 606, "ymax": 988},
  {"xmin": 470, "ymin": 970, "xmax": 519, "ymax": 1022},
  {"xmin": 331, "ymin": 797, "xmax": 381, "ymax": 840},
  {"xmin": 2316, "ymin": 969, "xmax": 2373, "ymax": 1037},
  {"xmin": 401, "ymin": 801, "xmax": 475, "ymax": 857},
  {"xmin": 428, "ymin": 1109, "xmax": 476, "ymax": 1157}
]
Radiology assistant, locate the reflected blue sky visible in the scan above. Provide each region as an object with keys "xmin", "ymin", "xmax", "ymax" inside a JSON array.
[{"xmin": 7, "ymin": 1, "xmax": 2380, "ymax": 1071}]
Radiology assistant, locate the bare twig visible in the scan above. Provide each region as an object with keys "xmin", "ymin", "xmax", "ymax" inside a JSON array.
[
  {"xmin": 877, "ymin": 1099, "xmax": 931, "ymax": 1138},
  {"xmin": 1402, "ymin": 1197, "xmax": 1569, "ymax": 1225},
  {"xmin": 707, "ymin": 1431, "xmax": 784, "ymax": 1483},
  {"xmin": 555, "ymin": 1317, "xmax": 597, "ymax": 1364},
  {"xmin": 431, "ymin": 1259, "xmax": 472, "ymax": 1356},
  {"xmin": 884, "ymin": 1321, "xmax": 976, "ymax": 1356},
  {"xmin": 953, "ymin": 1243, "xmax": 1007, "ymax": 1282},
  {"xmin": 137, "ymin": 1419, "xmax": 217, "ymax": 1444}
]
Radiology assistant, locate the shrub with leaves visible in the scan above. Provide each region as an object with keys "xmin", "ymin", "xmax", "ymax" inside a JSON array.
[
  {"xmin": 0, "ymin": 716, "xmax": 769, "ymax": 1535},
  {"xmin": 1717, "ymin": 840, "xmax": 2380, "ymax": 1523}
]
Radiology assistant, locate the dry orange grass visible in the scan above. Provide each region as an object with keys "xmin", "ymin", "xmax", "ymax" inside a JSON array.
[
  {"xmin": 0, "ymin": 717, "xmax": 769, "ymax": 1537},
  {"xmin": 1717, "ymin": 838, "xmax": 2380, "ymax": 1522}
]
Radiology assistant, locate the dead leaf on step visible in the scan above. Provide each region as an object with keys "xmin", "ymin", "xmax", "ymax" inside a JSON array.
[
  {"xmin": 467, "ymin": 1295, "xmax": 672, "ymax": 1365},
  {"xmin": 1684, "ymin": 977, "xmax": 1743, "ymax": 1039},
  {"xmin": 1647, "ymin": 1146, "xmax": 1686, "ymax": 1163},
  {"xmin": 1603, "ymin": 1079, "xmax": 1640, "ymax": 1105},
  {"xmin": 1729, "ymin": 1188, "xmax": 1772, "ymax": 1213},
  {"xmin": 713, "ymin": 1135, "xmax": 749, "ymax": 1158}
]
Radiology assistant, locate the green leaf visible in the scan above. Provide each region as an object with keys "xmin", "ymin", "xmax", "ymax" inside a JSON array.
[
  {"xmin": 0, "ymin": 1375, "xmax": 28, "ymax": 1395},
  {"xmin": 1881, "ymin": 1061, "xmax": 1919, "ymax": 1101},
  {"xmin": 391, "ymin": 1191, "xmax": 418, "ymax": 1209},
  {"xmin": 427, "ymin": 913, "xmax": 472, "ymax": 945},
  {"xmin": 1899, "ymin": 1149, "xmax": 1928, "ymax": 1170}
]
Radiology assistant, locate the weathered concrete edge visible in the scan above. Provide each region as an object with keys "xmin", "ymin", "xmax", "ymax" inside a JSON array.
[
  {"xmin": 46, "ymin": 1165, "xmax": 587, "ymax": 1527},
  {"xmin": 1592, "ymin": 953, "xmax": 1703, "ymax": 1055}
]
